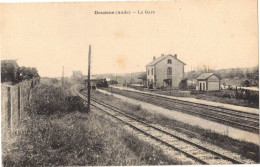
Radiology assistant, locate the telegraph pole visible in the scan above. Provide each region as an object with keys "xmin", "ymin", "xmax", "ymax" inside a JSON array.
[{"xmin": 87, "ymin": 45, "xmax": 91, "ymax": 113}]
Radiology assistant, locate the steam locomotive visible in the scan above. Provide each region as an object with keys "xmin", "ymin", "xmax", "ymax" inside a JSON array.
[{"xmin": 96, "ymin": 78, "xmax": 109, "ymax": 88}]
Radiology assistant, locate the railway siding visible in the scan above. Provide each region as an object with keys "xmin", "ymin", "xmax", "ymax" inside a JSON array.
[
  {"xmin": 105, "ymin": 87, "xmax": 259, "ymax": 133},
  {"xmin": 96, "ymin": 88, "xmax": 259, "ymax": 145},
  {"xmin": 73, "ymin": 85, "xmax": 256, "ymax": 165},
  {"xmin": 110, "ymin": 86, "xmax": 259, "ymax": 115}
]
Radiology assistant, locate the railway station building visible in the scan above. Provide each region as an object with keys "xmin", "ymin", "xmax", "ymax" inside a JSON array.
[
  {"xmin": 146, "ymin": 54, "xmax": 186, "ymax": 88},
  {"xmin": 85, "ymin": 77, "xmax": 97, "ymax": 90}
]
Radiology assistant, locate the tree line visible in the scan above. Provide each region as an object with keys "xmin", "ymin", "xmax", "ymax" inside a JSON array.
[
  {"xmin": 1, "ymin": 66, "xmax": 40, "ymax": 84},
  {"xmin": 185, "ymin": 66, "xmax": 259, "ymax": 87}
]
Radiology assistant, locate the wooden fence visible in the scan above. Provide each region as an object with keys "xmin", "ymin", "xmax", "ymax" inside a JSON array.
[{"xmin": 1, "ymin": 78, "xmax": 39, "ymax": 138}]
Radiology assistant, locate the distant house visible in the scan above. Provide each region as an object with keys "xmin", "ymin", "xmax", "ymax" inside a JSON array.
[
  {"xmin": 196, "ymin": 73, "xmax": 221, "ymax": 91},
  {"xmin": 71, "ymin": 70, "xmax": 83, "ymax": 81},
  {"xmin": 1, "ymin": 60, "xmax": 19, "ymax": 83},
  {"xmin": 146, "ymin": 54, "xmax": 186, "ymax": 88}
]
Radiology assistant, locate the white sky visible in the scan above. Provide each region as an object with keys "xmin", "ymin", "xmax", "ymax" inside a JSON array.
[{"xmin": 0, "ymin": 0, "xmax": 258, "ymax": 77}]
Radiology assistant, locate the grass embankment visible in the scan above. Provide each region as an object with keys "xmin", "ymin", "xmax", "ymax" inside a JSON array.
[
  {"xmin": 124, "ymin": 85, "xmax": 259, "ymax": 108},
  {"xmin": 2, "ymin": 83, "xmax": 182, "ymax": 166},
  {"xmin": 87, "ymin": 90, "xmax": 259, "ymax": 162}
]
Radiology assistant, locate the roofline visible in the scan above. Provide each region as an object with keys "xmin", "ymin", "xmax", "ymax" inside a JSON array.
[
  {"xmin": 213, "ymin": 73, "xmax": 222, "ymax": 79},
  {"xmin": 146, "ymin": 54, "xmax": 186, "ymax": 67},
  {"xmin": 197, "ymin": 73, "xmax": 222, "ymax": 80}
]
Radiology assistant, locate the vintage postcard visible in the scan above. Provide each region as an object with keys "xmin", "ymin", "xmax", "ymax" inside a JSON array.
[{"xmin": 0, "ymin": 0, "xmax": 259, "ymax": 166}]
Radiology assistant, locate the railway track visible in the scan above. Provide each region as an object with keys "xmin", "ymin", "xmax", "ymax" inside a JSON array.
[
  {"xmin": 73, "ymin": 85, "xmax": 254, "ymax": 165},
  {"xmin": 104, "ymin": 87, "xmax": 259, "ymax": 133}
]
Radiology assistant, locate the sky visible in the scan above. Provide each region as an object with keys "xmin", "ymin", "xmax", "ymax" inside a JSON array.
[{"xmin": 0, "ymin": 0, "xmax": 258, "ymax": 77}]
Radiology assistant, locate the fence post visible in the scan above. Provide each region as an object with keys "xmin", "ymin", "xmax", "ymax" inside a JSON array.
[
  {"xmin": 18, "ymin": 85, "xmax": 21, "ymax": 121},
  {"xmin": 7, "ymin": 87, "xmax": 11, "ymax": 130},
  {"xmin": 28, "ymin": 87, "xmax": 31, "ymax": 101}
]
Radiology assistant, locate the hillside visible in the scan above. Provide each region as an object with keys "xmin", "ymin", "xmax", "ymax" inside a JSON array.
[
  {"xmin": 185, "ymin": 66, "xmax": 259, "ymax": 87},
  {"xmin": 92, "ymin": 66, "xmax": 259, "ymax": 87}
]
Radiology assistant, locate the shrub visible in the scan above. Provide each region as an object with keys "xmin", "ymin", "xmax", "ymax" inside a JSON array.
[
  {"xmin": 190, "ymin": 89, "xmax": 199, "ymax": 95},
  {"xmin": 179, "ymin": 78, "xmax": 188, "ymax": 90},
  {"xmin": 67, "ymin": 96, "xmax": 88, "ymax": 112},
  {"xmin": 187, "ymin": 85, "xmax": 195, "ymax": 90},
  {"xmin": 241, "ymin": 80, "xmax": 251, "ymax": 87},
  {"xmin": 2, "ymin": 112, "xmax": 142, "ymax": 166},
  {"xmin": 28, "ymin": 84, "xmax": 70, "ymax": 116}
]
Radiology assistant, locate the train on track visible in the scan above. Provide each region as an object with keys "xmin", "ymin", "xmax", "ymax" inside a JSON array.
[
  {"xmin": 84, "ymin": 78, "xmax": 119, "ymax": 90},
  {"xmin": 85, "ymin": 78, "xmax": 109, "ymax": 90},
  {"xmin": 96, "ymin": 78, "xmax": 109, "ymax": 88}
]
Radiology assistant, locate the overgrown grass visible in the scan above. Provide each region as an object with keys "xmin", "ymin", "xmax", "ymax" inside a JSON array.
[
  {"xmin": 2, "ymin": 112, "xmax": 141, "ymax": 166},
  {"xmin": 89, "ymin": 90, "xmax": 259, "ymax": 162},
  {"xmin": 2, "ymin": 83, "xmax": 182, "ymax": 166},
  {"xmin": 122, "ymin": 133, "xmax": 182, "ymax": 165}
]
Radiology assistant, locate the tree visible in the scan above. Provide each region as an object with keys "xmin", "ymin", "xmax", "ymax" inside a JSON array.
[
  {"xmin": 163, "ymin": 79, "xmax": 171, "ymax": 86},
  {"xmin": 31, "ymin": 68, "xmax": 40, "ymax": 78},
  {"xmin": 241, "ymin": 80, "xmax": 251, "ymax": 87},
  {"xmin": 179, "ymin": 78, "xmax": 188, "ymax": 90},
  {"xmin": 250, "ymin": 68, "xmax": 259, "ymax": 86},
  {"xmin": 17, "ymin": 67, "xmax": 40, "ymax": 82},
  {"xmin": 237, "ymin": 70, "xmax": 244, "ymax": 79},
  {"xmin": 1, "ymin": 60, "xmax": 19, "ymax": 83}
]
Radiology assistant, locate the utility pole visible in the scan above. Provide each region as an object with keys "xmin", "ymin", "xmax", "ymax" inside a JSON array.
[{"xmin": 87, "ymin": 45, "xmax": 91, "ymax": 113}]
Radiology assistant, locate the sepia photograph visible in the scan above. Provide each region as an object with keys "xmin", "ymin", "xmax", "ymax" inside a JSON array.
[{"xmin": 0, "ymin": 0, "xmax": 259, "ymax": 166}]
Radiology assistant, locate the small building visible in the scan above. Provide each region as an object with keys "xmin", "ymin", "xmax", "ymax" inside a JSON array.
[
  {"xmin": 196, "ymin": 73, "xmax": 221, "ymax": 91},
  {"xmin": 85, "ymin": 78, "xmax": 97, "ymax": 90},
  {"xmin": 146, "ymin": 54, "xmax": 186, "ymax": 88}
]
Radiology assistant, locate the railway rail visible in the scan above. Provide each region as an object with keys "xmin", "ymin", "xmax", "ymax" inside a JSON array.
[
  {"xmin": 104, "ymin": 87, "xmax": 259, "ymax": 133},
  {"xmin": 73, "ymin": 85, "xmax": 254, "ymax": 165}
]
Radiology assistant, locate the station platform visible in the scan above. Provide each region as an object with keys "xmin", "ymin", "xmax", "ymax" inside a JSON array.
[{"xmin": 109, "ymin": 85, "xmax": 259, "ymax": 115}]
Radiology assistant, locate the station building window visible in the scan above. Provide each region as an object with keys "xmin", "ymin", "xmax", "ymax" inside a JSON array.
[
  {"xmin": 167, "ymin": 67, "xmax": 172, "ymax": 75},
  {"xmin": 168, "ymin": 59, "xmax": 172, "ymax": 64}
]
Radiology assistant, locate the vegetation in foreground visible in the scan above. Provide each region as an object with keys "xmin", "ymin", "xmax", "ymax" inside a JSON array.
[
  {"xmin": 88, "ymin": 90, "xmax": 259, "ymax": 162},
  {"xmin": 2, "ymin": 83, "xmax": 182, "ymax": 166}
]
